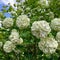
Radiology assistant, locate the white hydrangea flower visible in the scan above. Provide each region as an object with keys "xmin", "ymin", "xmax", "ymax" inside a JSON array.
[
  {"xmin": 56, "ymin": 32, "xmax": 60, "ymax": 42},
  {"xmin": 9, "ymin": 29, "xmax": 23, "ymax": 45},
  {"xmin": 3, "ymin": 41, "xmax": 15, "ymax": 53},
  {"xmin": 0, "ymin": 42, "xmax": 3, "ymax": 48},
  {"xmin": 56, "ymin": 32, "xmax": 60, "ymax": 50},
  {"xmin": 16, "ymin": 15, "xmax": 30, "ymax": 29},
  {"xmin": 2, "ymin": 18, "xmax": 14, "ymax": 28},
  {"xmin": 9, "ymin": 29, "xmax": 19, "ymax": 44},
  {"xmin": 51, "ymin": 18, "xmax": 60, "ymax": 31},
  {"xmin": 38, "ymin": 0, "xmax": 50, "ymax": 7},
  {"xmin": 31, "ymin": 21, "xmax": 51, "ymax": 38},
  {"xmin": 38, "ymin": 37, "xmax": 58, "ymax": 54}
]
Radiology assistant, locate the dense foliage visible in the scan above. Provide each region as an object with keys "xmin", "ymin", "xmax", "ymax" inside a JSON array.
[{"xmin": 0, "ymin": 0, "xmax": 60, "ymax": 60}]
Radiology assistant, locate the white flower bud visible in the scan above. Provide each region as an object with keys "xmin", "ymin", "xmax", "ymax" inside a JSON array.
[
  {"xmin": 31, "ymin": 21, "xmax": 51, "ymax": 38},
  {"xmin": 3, "ymin": 41, "xmax": 15, "ymax": 53},
  {"xmin": 38, "ymin": 37, "xmax": 58, "ymax": 54},
  {"xmin": 2, "ymin": 18, "xmax": 14, "ymax": 28},
  {"xmin": 51, "ymin": 18, "xmax": 60, "ymax": 31},
  {"xmin": 16, "ymin": 15, "xmax": 30, "ymax": 29}
]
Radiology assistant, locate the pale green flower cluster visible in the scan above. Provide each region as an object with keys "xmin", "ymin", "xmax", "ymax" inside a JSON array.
[
  {"xmin": 2, "ymin": 18, "xmax": 14, "ymax": 28},
  {"xmin": 56, "ymin": 32, "xmax": 60, "ymax": 50},
  {"xmin": 51, "ymin": 18, "xmax": 60, "ymax": 31},
  {"xmin": 9, "ymin": 29, "xmax": 23, "ymax": 45},
  {"xmin": 16, "ymin": 15, "xmax": 30, "ymax": 29},
  {"xmin": 38, "ymin": 37, "xmax": 58, "ymax": 54},
  {"xmin": 31, "ymin": 20, "xmax": 51, "ymax": 38},
  {"xmin": 3, "ymin": 41, "xmax": 15, "ymax": 53},
  {"xmin": 56, "ymin": 32, "xmax": 60, "ymax": 43}
]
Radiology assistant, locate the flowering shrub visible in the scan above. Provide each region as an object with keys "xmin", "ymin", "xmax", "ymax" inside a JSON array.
[{"xmin": 0, "ymin": 0, "xmax": 60, "ymax": 60}]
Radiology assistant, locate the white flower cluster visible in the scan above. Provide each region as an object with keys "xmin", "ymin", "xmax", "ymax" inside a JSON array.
[
  {"xmin": 38, "ymin": 0, "xmax": 50, "ymax": 7},
  {"xmin": 38, "ymin": 37, "xmax": 58, "ymax": 54},
  {"xmin": 56, "ymin": 32, "xmax": 60, "ymax": 50},
  {"xmin": 56, "ymin": 32, "xmax": 60, "ymax": 43},
  {"xmin": 31, "ymin": 21, "xmax": 51, "ymax": 38},
  {"xmin": 16, "ymin": 15, "xmax": 30, "ymax": 29},
  {"xmin": 51, "ymin": 18, "xmax": 60, "ymax": 31},
  {"xmin": 2, "ymin": 18, "xmax": 14, "ymax": 28},
  {"xmin": 3, "ymin": 41, "xmax": 15, "ymax": 53},
  {"xmin": 9, "ymin": 29, "xmax": 23, "ymax": 45}
]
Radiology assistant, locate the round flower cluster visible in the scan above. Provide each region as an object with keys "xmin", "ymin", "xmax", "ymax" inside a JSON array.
[
  {"xmin": 56, "ymin": 32, "xmax": 60, "ymax": 50},
  {"xmin": 31, "ymin": 20, "xmax": 51, "ymax": 38},
  {"xmin": 9, "ymin": 29, "xmax": 23, "ymax": 45},
  {"xmin": 51, "ymin": 18, "xmax": 60, "ymax": 31},
  {"xmin": 3, "ymin": 41, "xmax": 15, "ymax": 53},
  {"xmin": 38, "ymin": 37, "xmax": 58, "ymax": 54},
  {"xmin": 56, "ymin": 32, "xmax": 60, "ymax": 42},
  {"xmin": 38, "ymin": 0, "xmax": 50, "ymax": 7},
  {"xmin": 16, "ymin": 15, "xmax": 30, "ymax": 29},
  {"xmin": 2, "ymin": 18, "xmax": 14, "ymax": 28}
]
